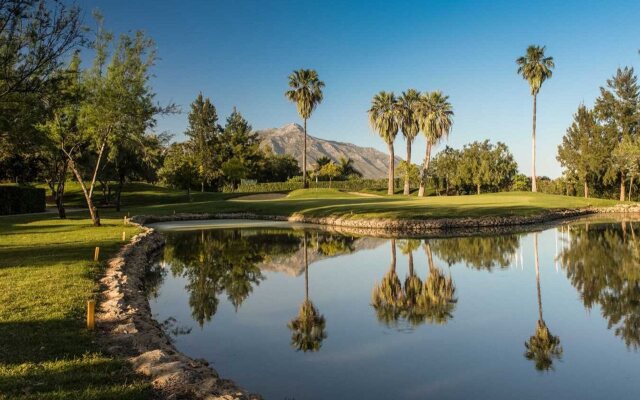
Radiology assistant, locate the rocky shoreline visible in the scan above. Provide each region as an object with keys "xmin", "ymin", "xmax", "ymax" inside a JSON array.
[{"xmin": 101, "ymin": 203, "xmax": 640, "ymax": 399}]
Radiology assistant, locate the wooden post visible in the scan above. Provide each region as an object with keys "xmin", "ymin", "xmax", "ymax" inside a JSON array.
[
  {"xmin": 122, "ymin": 231, "xmax": 126, "ymax": 242},
  {"xmin": 93, "ymin": 246, "xmax": 100, "ymax": 261},
  {"xmin": 87, "ymin": 299, "xmax": 95, "ymax": 330},
  {"xmin": 123, "ymin": 216, "xmax": 128, "ymax": 225}
]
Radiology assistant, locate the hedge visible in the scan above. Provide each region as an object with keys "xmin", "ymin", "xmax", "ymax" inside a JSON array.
[
  {"xmin": 224, "ymin": 179, "xmax": 389, "ymax": 193},
  {"xmin": 0, "ymin": 185, "xmax": 46, "ymax": 215}
]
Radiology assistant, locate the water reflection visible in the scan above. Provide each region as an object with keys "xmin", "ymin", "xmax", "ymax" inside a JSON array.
[
  {"xmin": 524, "ymin": 232, "xmax": 563, "ymax": 371},
  {"xmin": 560, "ymin": 222, "xmax": 640, "ymax": 348},
  {"xmin": 287, "ymin": 234, "xmax": 327, "ymax": 352},
  {"xmin": 371, "ymin": 239, "xmax": 457, "ymax": 328},
  {"xmin": 431, "ymin": 234, "xmax": 521, "ymax": 271}
]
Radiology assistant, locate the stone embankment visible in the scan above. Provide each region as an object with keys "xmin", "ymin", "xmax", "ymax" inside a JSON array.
[{"xmin": 103, "ymin": 203, "xmax": 639, "ymax": 399}]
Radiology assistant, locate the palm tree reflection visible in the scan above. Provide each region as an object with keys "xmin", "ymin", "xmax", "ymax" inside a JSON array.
[
  {"xmin": 288, "ymin": 234, "xmax": 327, "ymax": 352},
  {"xmin": 524, "ymin": 232, "xmax": 563, "ymax": 371},
  {"xmin": 372, "ymin": 239, "xmax": 457, "ymax": 327}
]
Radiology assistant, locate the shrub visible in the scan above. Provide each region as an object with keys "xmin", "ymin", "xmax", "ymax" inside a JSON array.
[
  {"xmin": 224, "ymin": 179, "xmax": 388, "ymax": 193},
  {"xmin": 0, "ymin": 186, "xmax": 46, "ymax": 215}
]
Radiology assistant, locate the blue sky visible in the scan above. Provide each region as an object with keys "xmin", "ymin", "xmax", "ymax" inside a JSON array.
[{"xmin": 78, "ymin": 0, "xmax": 640, "ymax": 177}]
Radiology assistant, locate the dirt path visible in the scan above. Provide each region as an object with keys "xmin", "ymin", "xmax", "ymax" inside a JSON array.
[
  {"xmin": 348, "ymin": 191, "xmax": 383, "ymax": 198},
  {"xmin": 234, "ymin": 193, "xmax": 287, "ymax": 200}
]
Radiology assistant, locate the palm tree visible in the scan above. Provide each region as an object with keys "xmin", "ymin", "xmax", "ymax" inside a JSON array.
[
  {"xmin": 288, "ymin": 234, "xmax": 327, "ymax": 351},
  {"xmin": 398, "ymin": 89, "xmax": 421, "ymax": 195},
  {"xmin": 285, "ymin": 69, "xmax": 325, "ymax": 189},
  {"xmin": 516, "ymin": 45, "xmax": 555, "ymax": 192},
  {"xmin": 368, "ymin": 91, "xmax": 400, "ymax": 195},
  {"xmin": 338, "ymin": 156, "xmax": 362, "ymax": 179},
  {"xmin": 417, "ymin": 91, "xmax": 454, "ymax": 197},
  {"xmin": 524, "ymin": 232, "xmax": 563, "ymax": 370}
]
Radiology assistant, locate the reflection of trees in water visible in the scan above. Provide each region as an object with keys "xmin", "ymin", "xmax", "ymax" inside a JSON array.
[
  {"xmin": 288, "ymin": 234, "xmax": 327, "ymax": 352},
  {"xmin": 163, "ymin": 228, "xmax": 301, "ymax": 326},
  {"xmin": 311, "ymin": 231, "xmax": 357, "ymax": 257},
  {"xmin": 524, "ymin": 232, "xmax": 562, "ymax": 371},
  {"xmin": 561, "ymin": 222, "xmax": 640, "ymax": 348},
  {"xmin": 372, "ymin": 239, "xmax": 457, "ymax": 328},
  {"xmin": 430, "ymin": 235, "xmax": 520, "ymax": 271}
]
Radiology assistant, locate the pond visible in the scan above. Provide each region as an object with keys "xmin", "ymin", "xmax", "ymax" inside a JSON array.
[{"xmin": 148, "ymin": 219, "xmax": 640, "ymax": 400}]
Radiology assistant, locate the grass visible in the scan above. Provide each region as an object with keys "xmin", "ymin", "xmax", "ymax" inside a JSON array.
[
  {"xmin": 0, "ymin": 182, "xmax": 627, "ymax": 398},
  {"xmin": 0, "ymin": 214, "xmax": 151, "ymax": 399}
]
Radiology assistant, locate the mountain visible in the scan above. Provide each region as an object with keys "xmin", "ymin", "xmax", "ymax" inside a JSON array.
[{"xmin": 256, "ymin": 123, "xmax": 402, "ymax": 179}]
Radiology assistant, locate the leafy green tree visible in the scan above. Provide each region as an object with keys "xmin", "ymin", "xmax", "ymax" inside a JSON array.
[
  {"xmin": 221, "ymin": 157, "xmax": 248, "ymax": 190},
  {"xmin": 159, "ymin": 143, "xmax": 198, "ymax": 198},
  {"xmin": 557, "ymin": 105, "xmax": 606, "ymax": 198},
  {"xmin": 417, "ymin": 91, "xmax": 454, "ymax": 197},
  {"xmin": 185, "ymin": 93, "xmax": 220, "ymax": 192},
  {"xmin": 612, "ymin": 135, "xmax": 640, "ymax": 200},
  {"xmin": 285, "ymin": 69, "xmax": 325, "ymax": 188},
  {"xmin": 319, "ymin": 162, "xmax": 340, "ymax": 187},
  {"xmin": 430, "ymin": 146, "xmax": 460, "ymax": 195},
  {"xmin": 595, "ymin": 67, "xmax": 640, "ymax": 200},
  {"xmin": 511, "ymin": 173, "xmax": 530, "ymax": 192},
  {"xmin": 516, "ymin": 45, "xmax": 555, "ymax": 193},
  {"xmin": 398, "ymin": 89, "xmax": 421, "ymax": 195},
  {"xmin": 395, "ymin": 160, "xmax": 420, "ymax": 189},
  {"xmin": 368, "ymin": 91, "xmax": 400, "ymax": 195},
  {"xmin": 256, "ymin": 148, "xmax": 301, "ymax": 182}
]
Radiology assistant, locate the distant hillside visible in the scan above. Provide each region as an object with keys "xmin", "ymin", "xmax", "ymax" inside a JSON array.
[{"xmin": 256, "ymin": 123, "xmax": 401, "ymax": 179}]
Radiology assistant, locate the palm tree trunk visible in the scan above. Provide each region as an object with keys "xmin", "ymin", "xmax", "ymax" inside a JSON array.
[
  {"xmin": 531, "ymin": 94, "xmax": 538, "ymax": 193},
  {"xmin": 303, "ymin": 118, "xmax": 309, "ymax": 189},
  {"xmin": 408, "ymin": 251, "xmax": 414, "ymax": 276},
  {"xmin": 390, "ymin": 239, "xmax": 396, "ymax": 271},
  {"xmin": 534, "ymin": 233, "xmax": 543, "ymax": 322},
  {"xmin": 387, "ymin": 142, "xmax": 395, "ymax": 195},
  {"xmin": 304, "ymin": 234, "xmax": 309, "ymax": 301},
  {"xmin": 425, "ymin": 242, "xmax": 435, "ymax": 272},
  {"xmin": 629, "ymin": 176, "xmax": 634, "ymax": 201},
  {"xmin": 418, "ymin": 142, "xmax": 432, "ymax": 197},
  {"xmin": 620, "ymin": 173, "xmax": 626, "ymax": 202},
  {"xmin": 403, "ymin": 139, "xmax": 412, "ymax": 195}
]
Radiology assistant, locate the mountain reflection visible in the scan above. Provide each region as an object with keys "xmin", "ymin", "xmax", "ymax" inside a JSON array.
[
  {"xmin": 560, "ymin": 222, "xmax": 640, "ymax": 348},
  {"xmin": 163, "ymin": 228, "xmax": 302, "ymax": 326}
]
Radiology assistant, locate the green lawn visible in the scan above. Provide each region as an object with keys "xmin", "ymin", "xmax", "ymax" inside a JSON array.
[
  {"xmin": 0, "ymin": 182, "xmax": 626, "ymax": 399},
  {"xmin": 0, "ymin": 214, "xmax": 151, "ymax": 400}
]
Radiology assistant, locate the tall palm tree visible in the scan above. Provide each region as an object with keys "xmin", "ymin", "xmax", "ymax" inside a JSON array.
[
  {"xmin": 368, "ymin": 91, "xmax": 400, "ymax": 195},
  {"xmin": 516, "ymin": 45, "xmax": 555, "ymax": 192},
  {"xmin": 338, "ymin": 156, "xmax": 361, "ymax": 179},
  {"xmin": 398, "ymin": 89, "xmax": 421, "ymax": 195},
  {"xmin": 417, "ymin": 91, "xmax": 454, "ymax": 197},
  {"xmin": 288, "ymin": 234, "xmax": 327, "ymax": 352},
  {"xmin": 285, "ymin": 69, "xmax": 325, "ymax": 188},
  {"xmin": 524, "ymin": 232, "xmax": 563, "ymax": 370}
]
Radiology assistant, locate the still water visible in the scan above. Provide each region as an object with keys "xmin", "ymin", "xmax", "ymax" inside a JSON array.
[{"xmin": 149, "ymin": 219, "xmax": 640, "ymax": 400}]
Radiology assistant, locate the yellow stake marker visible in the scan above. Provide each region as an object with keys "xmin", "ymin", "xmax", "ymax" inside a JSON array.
[
  {"xmin": 87, "ymin": 299, "xmax": 95, "ymax": 330},
  {"xmin": 122, "ymin": 231, "xmax": 126, "ymax": 242},
  {"xmin": 124, "ymin": 216, "xmax": 128, "ymax": 225},
  {"xmin": 94, "ymin": 246, "xmax": 100, "ymax": 261}
]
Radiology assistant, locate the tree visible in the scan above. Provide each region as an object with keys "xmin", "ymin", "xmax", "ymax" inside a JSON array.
[
  {"xmin": 431, "ymin": 146, "xmax": 460, "ymax": 195},
  {"xmin": 159, "ymin": 143, "xmax": 198, "ymax": 199},
  {"xmin": 0, "ymin": 0, "xmax": 82, "ymax": 101},
  {"xmin": 557, "ymin": 105, "xmax": 604, "ymax": 198},
  {"xmin": 398, "ymin": 89, "xmax": 421, "ymax": 195},
  {"xmin": 594, "ymin": 67, "xmax": 640, "ymax": 201},
  {"xmin": 184, "ymin": 93, "xmax": 220, "ymax": 192},
  {"xmin": 221, "ymin": 157, "xmax": 248, "ymax": 190},
  {"xmin": 611, "ymin": 135, "xmax": 640, "ymax": 201},
  {"xmin": 395, "ymin": 160, "xmax": 420, "ymax": 190},
  {"xmin": 368, "ymin": 91, "xmax": 399, "ymax": 195},
  {"xmin": 417, "ymin": 91, "xmax": 454, "ymax": 197},
  {"xmin": 337, "ymin": 156, "xmax": 361, "ymax": 179},
  {"xmin": 319, "ymin": 162, "xmax": 340, "ymax": 187},
  {"xmin": 516, "ymin": 45, "xmax": 555, "ymax": 192},
  {"xmin": 285, "ymin": 69, "xmax": 325, "ymax": 188}
]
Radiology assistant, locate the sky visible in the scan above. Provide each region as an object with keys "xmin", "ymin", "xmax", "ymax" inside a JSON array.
[{"xmin": 77, "ymin": 0, "xmax": 640, "ymax": 178}]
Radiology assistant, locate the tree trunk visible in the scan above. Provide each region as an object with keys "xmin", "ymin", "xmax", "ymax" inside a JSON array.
[
  {"xmin": 201, "ymin": 181, "xmax": 204, "ymax": 193},
  {"xmin": 425, "ymin": 242, "xmax": 435, "ymax": 272},
  {"xmin": 67, "ymin": 158, "xmax": 100, "ymax": 226},
  {"xmin": 531, "ymin": 94, "xmax": 538, "ymax": 193},
  {"xmin": 115, "ymin": 175, "xmax": 124, "ymax": 212},
  {"xmin": 584, "ymin": 181, "xmax": 589, "ymax": 199},
  {"xmin": 390, "ymin": 239, "xmax": 396, "ymax": 271},
  {"xmin": 403, "ymin": 139, "xmax": 412, "ymax": 195},
  {"xmin": 303, "ymin": 118, "xmax": 309, "ymax": 189},
  {"xmin": 477, "ymin": 183, "xmax": 481, "ymax": 195},
  {"xmin": 387, "ymin": 142, "xmax": 395, "ymax": 195},
  {"xmin": 629, "ymin": 176, "xmax": 634, "ymax": 202},
  {"xmin": 620, "ymin": 173, "xmax": 626, "ymax": 202},
  {"xmin": 51, "ymin": 158, "xmax": 68, "ymax": 219},
  {"xmin": 418, "ymin": 142, "xmax": 433, "ymax": 197}
]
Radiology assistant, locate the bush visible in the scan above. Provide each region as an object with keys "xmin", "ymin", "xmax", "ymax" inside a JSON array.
[
  {"xmin": 0, "ymin": 185, "xmax": 46, "ymax": 215},
  {"xmin": 224, "ymin": 179, "xmax": 388, "ymax": 193}
]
